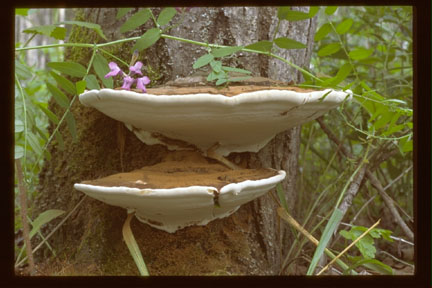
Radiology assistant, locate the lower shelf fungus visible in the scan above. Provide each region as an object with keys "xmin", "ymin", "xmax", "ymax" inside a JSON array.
[{"xmin": 74, "ymin": 152, "xmax": 285, "ymax": 233}]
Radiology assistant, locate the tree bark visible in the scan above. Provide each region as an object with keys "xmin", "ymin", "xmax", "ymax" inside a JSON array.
[{"xmin": 35, "ymin": 7, "xmax": 316, "ymax": 275}]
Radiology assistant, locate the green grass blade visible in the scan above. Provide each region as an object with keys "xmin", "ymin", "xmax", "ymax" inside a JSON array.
[
  {"xmin": 122, "ymin": 213, "xmax": 149, "ymax": 276},
  {"xmin": 306, "ymin": 208, "xmax": 343, "ymax": 275}
]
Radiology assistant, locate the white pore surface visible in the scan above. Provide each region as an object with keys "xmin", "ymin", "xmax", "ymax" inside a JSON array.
[
  {"xmin": 79, "ymin": 88, "xmax": 352, "ymax": 156},
  {"xmin": 74, "ymin": 170, "xmax": 285, "ymax": 233}
]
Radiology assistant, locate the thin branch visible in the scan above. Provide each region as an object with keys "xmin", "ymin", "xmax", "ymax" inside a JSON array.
[
  {"xmin": 337, "ymin": 165, "xmax": 367, "ymax": 216},
  {"xmin": 366, "ymin": 171, "xmax": 413, "ymax": 241}
]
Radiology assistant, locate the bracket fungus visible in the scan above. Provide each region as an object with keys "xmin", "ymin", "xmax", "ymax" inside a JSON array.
[
  {"xmin": 75, "ymin": 79, "xmax": 352, "ymax": 232},
  {"xmin": 74, "ymin": 152, "xmax": 285, "ymax": 233},
  {"xmin": 79, "ymin": 85, "xmax": 352, "ymax": 156}
]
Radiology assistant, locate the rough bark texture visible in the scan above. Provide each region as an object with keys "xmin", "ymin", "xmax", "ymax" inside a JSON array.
[{"xmin": 34, "ymin": 7, "xmax": 316, "ymax": 275}]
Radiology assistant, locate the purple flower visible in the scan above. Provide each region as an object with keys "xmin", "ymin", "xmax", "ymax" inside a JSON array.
[
  {"xmin": 136, "ymin": 76, "xmax": 151, "ymax": 93},
  {"xmin": 129, "ymin": 61, "xmax": 143, "ymax": 76},
  {"xmin": 121, "ymin": 75, "xmax": 135, "ymax": 90},
  {"xmin": 105, "ymin": 62, "xmax": 123, "ymax": 78}
]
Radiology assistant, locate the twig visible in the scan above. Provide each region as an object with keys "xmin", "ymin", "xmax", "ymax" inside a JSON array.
[
  {"xmin": 383, "ymin": 165, "xmax": 413, "ymax": 191},
  {"xmin": 378, "ymin": 250, "xmax": 415, "ymax": 268},
  {"xmin": 365, "ymin": 172, "xmax": 413, "ymax": 241},
  {"xmin": 317, "ymin": 219, "xmax": 381, "ymax": 275},
  {"xmin": 316, "ymin": 117, "xmax": 414, "ymax": 241},
  {"xmin": 15, "ymin": 159, "xmax": 35, "ymax": 275}
]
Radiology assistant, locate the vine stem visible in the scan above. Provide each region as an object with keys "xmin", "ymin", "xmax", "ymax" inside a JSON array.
[
  {"xmin": 15, "ymin": 159, "xmax": 35, "ymax": 275},
  {"xmin": 15, "ymin": 33, "xmax": 322, "ymax": 83}
]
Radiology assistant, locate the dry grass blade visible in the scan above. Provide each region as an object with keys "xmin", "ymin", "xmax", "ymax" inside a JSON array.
[
  {"xmin": 277, "ymin": 207, "xmax": 356, "ymax": 275},
  {"xmin": 122, "ymin": 213, "xmax": 149, "ymax": 276},
  {"xmin": 316, "ymin": 219, "xmax": 381, "ymax": 275}
]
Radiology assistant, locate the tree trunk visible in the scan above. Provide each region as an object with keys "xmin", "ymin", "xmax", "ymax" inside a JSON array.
[{"xmin": 35, "ymin": 7, "xmax": 317, "ymax": 275}]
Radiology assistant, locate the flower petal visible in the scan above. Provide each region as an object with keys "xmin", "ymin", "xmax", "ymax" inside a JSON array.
[
  {"xmin": 129, "ymin": 61, "xmax": 143, "ymax": 75},
  {"xmin": 105, "ymin": 62, "xmax": 122, "ymax": 78},
  {"xmin": 136, "ymin": 76, "xmax": 151, "ymax": 92},
  {"xmin": 121, "ymin": 76, "xmax": 135, "ymax": 90}
]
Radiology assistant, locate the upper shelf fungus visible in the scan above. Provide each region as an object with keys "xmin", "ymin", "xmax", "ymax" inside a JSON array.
[
  {"xmin": 74, "ymin": 152, "xmax": 285, "ymax": 233},
  {"xmin": 79, "ymin": 84, "xmax": 352, "ymax": 156}
]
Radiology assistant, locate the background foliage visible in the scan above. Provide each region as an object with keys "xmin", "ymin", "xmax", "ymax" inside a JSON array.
[{"xmin": 14, "ymin": 6, "xmax": 413, "ymax": 275}]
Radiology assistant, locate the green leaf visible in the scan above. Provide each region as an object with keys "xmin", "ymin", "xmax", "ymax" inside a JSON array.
[
  {"xmin": 84, "ymin": 74, "xmax": 100, "ymax": 90},
  {"xmin": 117, "ymin": 8, "xmax": 133, "ymax": 19},
  {"xmin": 245, "ymin": 40, "xmax": 273, "ymax": 53},
  {"xmin": 29, "ymin": 209, "xmax": 65, "ymax": 239},
  {"xmin": 46, "ymin": 82, "xmax": 70, "ymax": 108},
  {"xmin": 207, "ymin": 71, "xmax": 221, "ymax": 81},
  {"xmin": 349, "ymin": 48, "xmax": 374, "ymax": 60},
  {"xmin": 55, "ymin": 131, "xmax": 65, "ymax": 151},
  {"xmin": 274, "ymin": 37, "xmax": 306, "ymax": 49},
  {"xmin": 34, "ymin": 126, "xmax": 48, "ymax": 142},
  {"xmin": 228, "ymin": 76, "xmax": 251, "ymax": 83},
  {"xmin": 210, "ymin": 60, "xmax": 222, "ymax": 73},
  {"xmin": 157, "ymin": 7, "xmax": 177, "ymax": 26},
  {"xmin": 15, "ymin": 145, "xmax": 24, "ymax": 159},
  {"xmin": 314, "ymin": 23, "xmax": 332, "ymax": 41},
  {"xmin": 336, "ymin": 18, "xmax": 353, "ymax": 34},
  {"xmin": 75, "ymin": 80, "xmax": 87, "ymax": 95},
  {"xmin": 345, "ymin": 256, "xmax": 393, "ymax": 275},
  {"xmin": 398, "ymin": 135, "xmax": 412, "ymax": 153},
  {"xmin": 16, "ymin": 8, "xmax": 30, "ymax": 16},
  {"xmin": 50, "ymin": 71, "xmax": 76, "ymax": 95},
  {"xmin": 36, "ymin": 103, "xmax": 59, "ymax": 125},
  {"xmin": 60, "ymin": 20, "xmax": 107, "ymax": 40},
  {"xmin": 50, "ymin": 27, "xmax": 67, "ymax": 40},
  {"xmin": 339, "ymin": 226, "xmax": 392, "ymax": 259},
  {"xmin": 65, "ymin": 111, "xmax": 77, "ymax": 141},
  {"xmin": 325, "ymin": 6, "xmax": 338, "ymax": 15},
  {"xmin": 284, "ymin": 7, "xmax": 319, "ymax": 21},
  {"xmin": 215, "ymin": 78, "xmax": 228, "ymax": 86},
  {"xmin": 277, "ymin": 7, "xmax": 291, "ymax": 20},
  {"xmin": 93, "ymin": 53, "xmax": 113, "ymax": 89},
  {"xmin": 324, "ymin": 63, "xmax": 352, "ymax": 86},
  {"xmin": 193, "ymin": 54, "xmax": 214, "ymax": 69},
  {"xmin": 211, "ymin": 46, "xmax": 243, "ymax": 58},
  {"xmin": 221, "ymin": 66, "xmax": 252, "ymax": 74},
  {"xmin": 23, "ymin": 25, "xmax": 66, "ymax": 40},
  {"xmin": 27, "ymin": 132, "xmax": 42, "ymax": 155},
  {"xmin": 133, "ymin": 28, "xmax": 161, "ymax": 51},
  {"xmin": 120, "ymin": 9, "xmax": 151, "ymax": 33},
  {"xmin": 359, "ymin": 259, "xmax": 393, "ymax": 275},
  {"xmin": 47, "ymin": 62, "xmax": 87, "ymax": 78},
  {"xmin": 307, "ymin": 208, "xmax": 344, "ymax": 275},
  {"xmin": 317, "ymin": 43, "xmax": 341, "ymax": 57},
  {"xmin": 15, "ymin": 60, "xmax": 33, "ymax": 79},
  {"xmin": 15, "ymin": 119, "xmax": 24, "ymax": 133}
]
